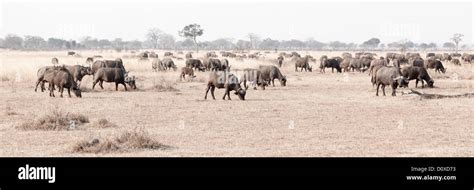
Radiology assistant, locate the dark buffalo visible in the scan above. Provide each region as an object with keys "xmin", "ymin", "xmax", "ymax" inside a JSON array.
[
  {"xmin": 48, "ymin": 68, "xmax": 81, "ymax": 98},
  {"xmin": 320, "ymin": 58, "xmax": 342, "ymax": 73},
  {"xmin": 426, "ymin": 59, "xmax": 446, "ymax": 73},
  {"xmin": 186, "ymin": 59, "xmax": 205, "ymax": 71},
  {"xmin": 162, "ymin": 58, "xmax": 177, "ymax": 71},
  {"xmin": 92, "ymin": 68, "xmax": 135, "ymax": 91},
  {"xmin": 401, "ymin": 66, "xmax": 434, "ymax": 88}
]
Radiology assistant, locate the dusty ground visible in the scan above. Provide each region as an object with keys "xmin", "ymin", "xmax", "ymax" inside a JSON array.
[{"xmin": 1, "ymin": 50, "xmax": 473, "ymax": 157}]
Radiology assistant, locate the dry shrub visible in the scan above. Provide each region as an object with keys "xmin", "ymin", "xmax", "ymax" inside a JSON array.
[
  {"xmin": 89, "ymin": 119, "xmax": 117, "ymax": 129},
  {"xmin": 72, "ymin": 128, "xmax": 171, "ymax": 153},
  {"xmin": 16, "ymin": 109, "xmax": 89, "ymax": 131},
  {"xmin": 1, "ymin": 74, "xmax": 10, "ymax": 82},
  {"xmin": 151, "ymin": 77, "xmax": 179, "ymax": 92}
]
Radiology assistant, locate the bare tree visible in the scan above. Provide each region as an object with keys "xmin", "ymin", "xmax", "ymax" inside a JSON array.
[
  {"xmin": 247, "ymin": 33, "xmax": 261, "ymax": 50},
  {"xmin": 146, "ymin": 28, "xmax": 163, "ymax": 50},
  {"xmin": 450, "ymin": 33, "xmax": 463, "ymax": 53}
]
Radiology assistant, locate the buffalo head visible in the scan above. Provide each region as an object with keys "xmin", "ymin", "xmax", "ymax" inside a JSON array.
[
  {"xmin": 125, "ymin": 76, "xmax": 137, "ymax": 89},
  {"xmin": 234, "ymin": 88, "xmax": 246, "ymax": 100}
]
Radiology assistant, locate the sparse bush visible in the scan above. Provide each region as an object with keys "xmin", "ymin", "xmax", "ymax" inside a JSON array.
[
  {"xmin": 72, "ymin": 128, "xmax": 171, "ymax": 153},
  {"xmin": 1, "ymin": 75, "xmax": 10, "ymax": 82},
  {"xmin": 16, "ymin": 109, "xmax": 89, "ymax": 131},
  {"xmin": 151, "ymin": 77, "xmax": 179, "ymax": 92}
]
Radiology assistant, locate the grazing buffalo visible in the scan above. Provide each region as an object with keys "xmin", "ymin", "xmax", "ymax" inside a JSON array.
[
  {"xmin": 401, "ymin": 66, "xmax": 434, "ymax": 88},
  {"xmin": 426, "ymin": 59, "xmax": 446, "ymax": 73},
  {"xmin": 180, "ymin": 67, "xmax": 196, "ymax": 80},
  {"xmin": 35, "ymin": 66, "xmax": 55, "ymax": 92},
  {"xmin": 162, "ymin": 58, "xmax": 177, "ymax": 71},
  {"xmin": 259, "ymin": 65, "xmax": 287, "ymax": 87},
  {"xmin": 67, "ymin": 51, "xmax": 76, "ymax": 56},
  {"xmin": 152, "ymin": 59, "xmax": 165, "ymax": 72},
  {"xmin": 35, "ymin": 65, "xmax": 91, "ymax": 92},
  {"xmin": 92, "ymin": 68, "xmax": 135, "ymax": 91},
  {"xmin": 374, "ymin": 66, "xmax": 409, "ymax": 96},
  {"xmin": 186, "ymin": 59, "xmax": 205, "ymax": 71},
  {"xmin": 42, "ymin": 66, "xmax": 81, "ymax": 98},
  {"xmin": 240, "ymin": 68, "xmax": 267, "ymax": 90},
  {"xmin": 452, "ymin": 58, "xmax": 461, "ymax": 66},
  {"xmin": 294, "ymin": 56, "xmax": 312, "ymax": 72},
  {"xmin": 148, "ymin": 52, "xmax": 158, "ymax": 58},
  {"xmin": 205, "ymin": 71, "xmax": 246, "ymax": 100},
  {"xmin": 137, "ymin": 52, "xmax": 148, "ymax": 60}
]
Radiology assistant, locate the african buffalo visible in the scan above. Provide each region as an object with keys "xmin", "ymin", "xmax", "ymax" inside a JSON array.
[{"xmin": 205, "ymin": 71, "xmax": 246, "ymax": 100}]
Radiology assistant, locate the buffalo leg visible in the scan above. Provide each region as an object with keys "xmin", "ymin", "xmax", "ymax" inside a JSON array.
[
  {"xmin": 99, "ymin": 81, "xmax": 104, "ymax": 89},
  {"xmin": 68, "ymin": 88, "xmax": 72, "ymax": 98},
  {"xmin": 222, "ymin": 89, "xmax": 228, "ymax": 100},
  {"xmin": 376, "ymin": 83, "xmax": 380, "ymax": 96},
  {"xmin": 415, "ymin": 79, "xmax": 419, "ymax": 88},
  {"xmin": 204, "ymin": 85, "xmax": 210, "ymax": 100},
  {"xmin": 122, "ymin": 82, "xmax": 128, "ymax": 91},
  {"xmin": 92, "ymin": 81, "xmax": 97, "ymax": 89},
  {"xmin": 34, "ymin": 79, "xmax": 41, "ymax": 92},
  {"xmin": 391, "ymin": 85, "xmax": 396, "ymax": 96},
  {"xmin": 381, "ymin": 85, "xmax": 386, "ymax": 96},
  {"xmin": 210, "ymin": 86, "xmax": 216, "ymax": 100},
  {"xmin": 60, "ymin": 87, "xmax": 64, "ymax": 98},
  {"xmin": 272, "ymin": 79, "xmax": 275, "ymax": 87},
  {"xmin": 49, "ymin": 83, "xmax": 54, "ymax": 97}
]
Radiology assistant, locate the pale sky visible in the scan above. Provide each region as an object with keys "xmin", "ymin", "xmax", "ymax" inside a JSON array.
[{"xmin": 0, "ymin": 0, "xmax": 473, "ymax": 45}]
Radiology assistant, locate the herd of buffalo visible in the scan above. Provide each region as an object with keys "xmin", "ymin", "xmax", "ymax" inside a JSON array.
[{"xmin": 34, "ymin": 50, "xmax": 474, "ymax": 99}]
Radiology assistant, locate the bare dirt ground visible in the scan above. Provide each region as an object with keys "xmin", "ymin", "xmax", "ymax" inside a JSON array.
[{"xmin": 1, "ymin": 50, "xmax": 473, "ymax": 157}]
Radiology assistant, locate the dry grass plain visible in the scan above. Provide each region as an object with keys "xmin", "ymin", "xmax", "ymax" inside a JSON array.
[{"xmin": 1, "ymin": 50, "xmax": 473, "ymax": 157}]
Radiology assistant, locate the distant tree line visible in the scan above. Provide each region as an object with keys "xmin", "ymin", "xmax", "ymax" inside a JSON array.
[{"xmin": 0, "ymin": 31, "xmax": 470, "ymax": 52}]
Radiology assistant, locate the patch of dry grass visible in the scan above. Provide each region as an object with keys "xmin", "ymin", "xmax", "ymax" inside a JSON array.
[
  {"xmin": 72, "ymin": 128, "xmax": 171, "ymax": 153},
  {"xmin": 16, "ymin": 109, "xmax": 89, "ymax": 131},
  {"xmin": 88, "ymin": 119, "xmax": 117, "ymax": 129},
  {"xmin": 4, "ymin": 105, "xmax": 18, "ymax": 116}
]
